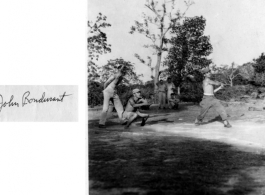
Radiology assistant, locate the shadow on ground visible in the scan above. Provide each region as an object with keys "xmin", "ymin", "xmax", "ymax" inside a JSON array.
[{"xmin": 89, "ymin": 130, "xmax": 265, "ymax": 195}]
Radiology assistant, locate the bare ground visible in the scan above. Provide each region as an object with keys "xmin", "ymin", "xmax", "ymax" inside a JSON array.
[{"xmin": 89, "ymin": 101, "xmax": 265, "ymax": 195}]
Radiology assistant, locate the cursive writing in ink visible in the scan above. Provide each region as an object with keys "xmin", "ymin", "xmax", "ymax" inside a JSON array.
[
  {"xmin": 0, "ymin": 94, "xmax": 19, "ymax": 112},
  {"xmin": 22, "ymin": 91, "xmax": 72, "ymax": 107}
]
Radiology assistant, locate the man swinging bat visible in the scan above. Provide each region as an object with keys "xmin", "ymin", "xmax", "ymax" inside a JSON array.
[{"xmin": 195, "ymin": 67, "xmax": 232, "ymax": 128}]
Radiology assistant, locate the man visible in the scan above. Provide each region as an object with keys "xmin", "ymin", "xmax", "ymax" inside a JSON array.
[
  {"xmin": 168, "ymin": 93, "xmax": 180, "ymax": 109},
  {"xmin": 195, "ymin": 67, "xmax": 232, "ymax": 128},
  {"xmin": 166, "ymin": 77, "xmax": 176, "ymax": 104},
  {"xmin": 156, "ymin": 79, "xmax": 167, "ymax": 109},
  {"xmin": 98, "ymin": 65, "xmax": 137, "ymax": 129},
  {"xmin": 125, "ymin": 88, "xmax": 150, "ymax": 127}
]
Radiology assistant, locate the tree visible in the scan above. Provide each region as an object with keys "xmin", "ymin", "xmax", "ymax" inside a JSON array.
[
  {"xmin": 130, "ymin": 0, "xmax": 194, "ymax": 93},
  {"xmin": 212, "ymin": 62, "xmax": 241, "ymax": 87},
  {"xmin": 99, "ymin": 58, "xmax": 143, "ymax": 86},
  {"xmin": 98, "ymin": 58, "xmax": 144, "ymax": 106},
  {"xmin": 87, "ymin": 13, "xmax": 111, "ymax": 81},
  {"xmin": 134, "ymin": 54, "xmax": 155, "ymax": 80},
  {"xmin": 253, "ymin": 52, "xmax": 265, "ymax": 86},
  {"xmin": 164, "ymin": 16, "xmax": 212, "ymax": 91},
  {"xmin": 238, "ymin": 62, "xmax": 255, "ymax": 81}
]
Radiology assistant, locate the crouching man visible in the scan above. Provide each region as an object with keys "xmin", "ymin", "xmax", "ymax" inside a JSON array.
[
  {"xmin": 124, "ymin": 88, "xmax": 150, "ymax": 128},
  {"xmin": 168, "ymin": 93, "xmax": 180, "ymax": 109},
  {"xmin": 195, "ymin": 67, "xmax": 232, "ymax": 128}
]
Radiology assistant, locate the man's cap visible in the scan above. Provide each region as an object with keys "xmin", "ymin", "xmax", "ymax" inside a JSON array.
[
  {"xmin": 201, "ymin": 67, "xmax": 211, "ymax": 74},
  {"xmin": 132, "ymin": 88, "xmax": 141, "ymax": 94}
]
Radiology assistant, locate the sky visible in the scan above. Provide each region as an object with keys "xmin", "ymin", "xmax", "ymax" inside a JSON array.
[{"xmin": 88, "ymin": 0, "xmax": 265, "ymax": 82}]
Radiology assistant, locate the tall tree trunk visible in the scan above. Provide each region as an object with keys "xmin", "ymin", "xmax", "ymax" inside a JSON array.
[
  {"xmin": 154, "ymin": 32, "xmax": 164, "ymax": 103},
  {"xmin": 154, "ymin": 52, "xmax": 162, "ymax": 90},
  {"xmin": 154, "ymin": 51, "xmax": 162, "ymax": 103}
]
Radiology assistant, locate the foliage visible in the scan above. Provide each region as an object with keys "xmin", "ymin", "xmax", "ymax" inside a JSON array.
[
  {"xmin": 211, "ymin": 63, "xmax": 241, "ymax": 87},
  {"xmin": 253, "ymin": 53, "xmax": 265, "ymax": 73},
  {"xmin": 88, "ymin": 13, "xmax": 111, "ymax": 60},
  {"xmin": 99, "ymin": 58, "xmax": 143, "ymax": 85},
  {"xmin": 116, "ymin": 82, "xmax": 154, "ymax": 107},
  {"xmin": 87, "ymin": 81, "xmax": 155, "ymax": 107},
  {"xmin": 215, "ymin": 85, "xmax": 258, "ymax": 101},
  {"xmin": 179, "ymin": 80, "xmax": 203, "ymax": 103},
  {"xmin": 87, "ymin": 13, "xmax": 111, "ymax": 81},
  {"xmin": 130, "ymin": 0, "xmax": 194, "ymax": 92},
  {"xmin": 88, "ymin": 61, "xmax": 100, "ymax": 81},
  {"xmin": 134, "ymin": 54, "xmax": 155, "ymax": 79},
  {"xmin": 164, "ymin": 16, "xmax": 212, "ymax": 87},
  {"xmin": 238, "ymin": 62, "xmax": 255, "ymax": 81},
  {"xmin": 253, "ymin": 53, "xmax": 265, "ymax": 86},
  {"xmin": 88, "ymin": 81, "xmax": 103, "ymax": 107}
]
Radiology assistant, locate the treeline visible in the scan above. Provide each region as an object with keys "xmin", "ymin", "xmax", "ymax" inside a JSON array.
[{"xmin": 88, "ymin": 3, "xmax": 265, "ymax": 107}]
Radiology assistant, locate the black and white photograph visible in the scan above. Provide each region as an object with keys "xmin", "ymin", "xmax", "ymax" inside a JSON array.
[{"xmin": 88, "ymin": 0, "xmax": 265, "ymax": 194}]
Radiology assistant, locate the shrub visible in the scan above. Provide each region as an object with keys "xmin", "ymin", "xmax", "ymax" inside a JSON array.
[
  {"xmin": 215, "ymin": 85, "xmax": 258, "ymax": 101},
  {"xmin": 88, "ymin": 81, "xmax": 103, "ymax": 107},
  {"xmin": 180, "ymin": 81, "xmax": 203, "ymax": 103}
]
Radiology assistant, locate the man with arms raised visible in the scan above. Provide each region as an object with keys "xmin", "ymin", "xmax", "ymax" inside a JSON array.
[
  {"xmin": 98, "ymin": 65, "xmax": 137, "ymax": 129},
  {"xmin": 195, "ymin": 67, "xmax": 232, "ymax": 128}
]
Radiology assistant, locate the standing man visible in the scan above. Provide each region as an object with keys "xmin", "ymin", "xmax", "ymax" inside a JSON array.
[
  {"xmin": 98, "ymin": 65, "xmax": 136, "ymax": 128},
  {"xmin": 166, "ymin": 77, "xmax": 176, "ymax": 104},
  {"xmin": 195, "ymin": 67, "xmax": 232, "ymax": 128},
  {"xmin": 125, "ymin": 89, "xmax": 150, "ymax": 127},
  {"xmin": 156, "ymin": 79, "xmax": 167, "ymax": 109}
]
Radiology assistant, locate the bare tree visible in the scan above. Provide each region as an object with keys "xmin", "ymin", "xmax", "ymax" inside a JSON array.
[
  {"xmin": 212, "ymin": 62, "xmax": 240, "ymax": 87},
  {"xmin": 130, "ymin": 0, "xmax": 194, "ymax": 92}
]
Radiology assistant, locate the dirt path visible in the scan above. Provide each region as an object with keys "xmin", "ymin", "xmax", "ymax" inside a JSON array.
[{"xmin": 89, "ymin": 103, "xmax": 265, "ymax": 195}]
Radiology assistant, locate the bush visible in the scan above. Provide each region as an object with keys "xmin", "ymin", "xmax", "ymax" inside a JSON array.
[
  {"xmin": 88, "ymin": 81, "xmax": 155, "ymax": 107},
  {"xmin": 117, "ymin": 82, "xmax": 155, "ymax": 107},
  {"xmin": 215, "ymin": 85, "xmax": 258, "ymax": 101},
  {"xmin": 88, "ymin": 81, "xmax": 103, "ymax": 107},
  {"xmin": 180, "ymin": 81, "xmax": 203, "ymax": 103}
]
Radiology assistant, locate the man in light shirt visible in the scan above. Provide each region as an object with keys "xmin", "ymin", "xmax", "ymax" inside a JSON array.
[
  {"xmin": 98, "ymin": 65, "xmax": 137, "ymax": 129},
  {"xmin": 156, "ymin": 79, "xmax": 167, "ymax": 109},
  {"xmin": 195, "ymin": 67, "xmax": 232, "ymax": 128}
]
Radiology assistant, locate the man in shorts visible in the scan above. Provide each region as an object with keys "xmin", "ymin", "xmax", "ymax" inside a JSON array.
[
  {"xmin": 125, "ymin": 88, "xmax": 150, "ymax": 128},
  {"xmin": 195, "ymin": 67, "xmax": 232, "ymax": 128}
]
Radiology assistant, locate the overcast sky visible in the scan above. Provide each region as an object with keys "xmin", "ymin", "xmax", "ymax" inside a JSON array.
[{"xmin": 88, "ymin": 0, "xmax": 265, "ymax": 82}]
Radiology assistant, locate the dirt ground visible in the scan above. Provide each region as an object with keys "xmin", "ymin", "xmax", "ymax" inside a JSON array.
[{"xmin": 89, "ymin": 101, "xmax": 265, "ymax": 195}]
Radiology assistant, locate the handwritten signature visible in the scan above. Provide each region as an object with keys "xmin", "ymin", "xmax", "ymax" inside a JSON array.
[{"xmin": 0, "ymin": 91, "xmax": 72, "ymax": 112}]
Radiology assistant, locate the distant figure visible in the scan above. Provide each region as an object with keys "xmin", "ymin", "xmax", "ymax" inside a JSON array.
[
  {"xmin": 195, "ymin": 67, "xmax": 232, "ymax": 128},
  {"xmin": 125, "ymin": 88, "xmax": 150, "ymax": 127},
  {"xmin": 156, "ymin": 79, "xmax": 167, "ymax": 109},
  {"xmin": 166, "ymin": 77, "xmax": 176, "ymax": 103},
  {"xmin": 168, "ymin": 93, "xmax": 180, "ymax": 109},
  {"xmin": 98, "ymin": 65, "xmax": 137, "ymax": 129}
]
